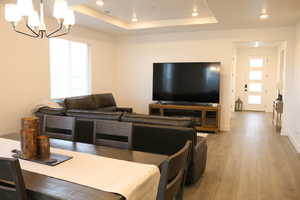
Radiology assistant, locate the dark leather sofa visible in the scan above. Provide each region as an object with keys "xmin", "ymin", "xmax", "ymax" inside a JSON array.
[{"xmin": 35, "ymin": 94, "xmax": 207, "ymax": 185}]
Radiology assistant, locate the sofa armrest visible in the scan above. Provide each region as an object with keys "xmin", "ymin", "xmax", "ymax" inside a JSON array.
[
  {"xmin": 186, "ymin": 136, "xmax": 207, "ymax": 185},
  {"xmin": 116, "ymin": 107, "xmax": 133, "ymax": 113},
  {"xmin": 36, "ymin": 107, "xmax": 66, "ymax": 116}
]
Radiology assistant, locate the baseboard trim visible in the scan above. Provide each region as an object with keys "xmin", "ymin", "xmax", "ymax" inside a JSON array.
[{"xmin": 288, "ymin": 134, "xmax": 300, "ymax": 153}]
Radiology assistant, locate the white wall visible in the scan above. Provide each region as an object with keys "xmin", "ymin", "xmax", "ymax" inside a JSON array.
[
  {"xmin": 115, "ymin": 27, "xmax": 295, "ymax": 131},
  {"xmin": 0, "ymin": 5, "xmax": 116, "ymax": 135},
  {"xmin": 287, "ymin": 21, "xmax": 300, "ymax": 152},
  {"xmin": 235, "ymin": 47, "xmax": 278, "ymax": 112}
]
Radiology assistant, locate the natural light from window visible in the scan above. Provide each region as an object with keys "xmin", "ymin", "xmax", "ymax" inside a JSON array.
[
  {"xmin": 249, "ymin": 83, "xmax": 262, "ymax": 92},
  {"xmin": 49, "ymin": 38, "xmax": 90, "ymax": 99},
  {"xmin": 249, "ymin": 58, "xmax": 264, "ymax": 67}
]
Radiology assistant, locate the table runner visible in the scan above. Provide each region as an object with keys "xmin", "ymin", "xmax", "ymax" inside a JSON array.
[{"xmin": 0, "ymin": 138, "xmax": 160, "ymax": 200}]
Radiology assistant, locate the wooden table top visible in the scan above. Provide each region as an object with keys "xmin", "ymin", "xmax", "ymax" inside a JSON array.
[{"xmin": 1, "ymin": 134, "xmax": 168, "ymax": 200}]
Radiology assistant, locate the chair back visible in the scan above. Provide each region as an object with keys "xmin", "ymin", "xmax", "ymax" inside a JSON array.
[
  {"xmin": 43, "ymin": 115, "xmax": 75, "ymax": 141},
  {"xmin": 94, "ymin": 120, "xmax": 132, "ymax": 149},
  {"xmin": 0, "ymin": 158, "xmax": 27, "ymax": 200},
  {"xmin": 157, "ymin": 141, "xmax": 191, "ymax": 200}
]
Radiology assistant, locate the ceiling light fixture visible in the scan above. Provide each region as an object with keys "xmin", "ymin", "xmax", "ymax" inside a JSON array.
[
  {"xmin": 260, "ymin": 9, "xmax": 269, "ymax": 19},
  {"xmin": 4, "ymin": 0, "xmax": 75, "ymax": 39},
  {"xmin": 131, "ymin": 17, "xmax": 138, "ymax": 22},
  {"xmin": 192, "ymin": 8, "xmax": 198, "ymax": 17},
  {"xmin": 132, "ymin": 13, "xmax": 138, "ymax": 22},
  {"xmin": 96, "ymin": 0, "xmax": 104, "ymax": 7},
  {"xmin": 260, "ymin": 13, "xmax": 269, "ymax": 19}
]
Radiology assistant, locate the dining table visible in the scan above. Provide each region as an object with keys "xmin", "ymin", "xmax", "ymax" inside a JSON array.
[{"xmin": 0, "ymin": 133, "xmax": 168, "ymax": 200}]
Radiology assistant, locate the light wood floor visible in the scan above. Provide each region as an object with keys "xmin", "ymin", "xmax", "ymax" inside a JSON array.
[{"xmin": 184, "ymin": 112, "xmax": 300, "ymax": 200}]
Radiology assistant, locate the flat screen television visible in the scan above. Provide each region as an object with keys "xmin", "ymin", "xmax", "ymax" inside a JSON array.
[{"xmin": 153, "ymin": 62, "xmax": 220, "ymax": 103}]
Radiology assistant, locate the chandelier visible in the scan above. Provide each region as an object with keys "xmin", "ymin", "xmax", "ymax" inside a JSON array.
[{"xmin": 4, "ymin": 0, "xmax": 75, "ymax": 39}]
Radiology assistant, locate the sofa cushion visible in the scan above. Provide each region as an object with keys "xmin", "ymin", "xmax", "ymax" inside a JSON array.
[
  {"xmin": 92, "ymin": 93, "xmax": 116, "ymax": 108},
  {"xmin": 66, "ymin": 109, "xmax": 122, "ymax": 120},
  {"xmin": 64, "ymin": 95, "xmax": 97, "ymax": 110},
  {"xmin": 121, "ymin": 113, "xmax": 194, "ymax": 127}
]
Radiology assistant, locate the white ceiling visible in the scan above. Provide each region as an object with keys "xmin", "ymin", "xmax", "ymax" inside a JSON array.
[
  {"xmin": 85, "ymin": 0, "xmax": 213, "ymax": 22},
  {"xmin": 1, "ymin": 0, "xmax": 300, "ymax": 35},
  {"xmin": 70, "ymin": 0, "xmax": 300, "ymax": 35}
]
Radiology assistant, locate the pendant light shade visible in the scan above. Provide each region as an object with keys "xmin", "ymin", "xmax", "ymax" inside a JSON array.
[
  {"xmin": 64, "ymin": 9, "xmax": 75, "ymax": 25},
  {"xmin": 17, "ymin": 0, "xmax": 34, "ymax": 16},
  {"xmin": 5, "ymin": 4, "xmax": 22, "ymax": 22},
  {"xmin": 28, "ymin": 11, "xmax": 40, "ymax": 28},
  {"xmin": 53, "ymin": 0, "xmax": 68, "ymax": 19}
]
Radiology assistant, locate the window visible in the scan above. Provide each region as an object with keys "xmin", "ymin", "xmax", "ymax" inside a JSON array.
[
  {"xmin": 49, "ymin": 38, "xmax": 90, "ymax": 99},
  {"xmin": 249, "ymin": 58, "xmax": 264, "ymax": 67},
  {"xmin": 249, "ymin": 83, "xmax": 262, "ymax": 92}
]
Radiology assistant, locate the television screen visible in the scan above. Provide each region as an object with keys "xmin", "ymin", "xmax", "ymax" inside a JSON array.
[{"xmin": 153, "ymin": 62, "xmax": 220, "ymax": 103}]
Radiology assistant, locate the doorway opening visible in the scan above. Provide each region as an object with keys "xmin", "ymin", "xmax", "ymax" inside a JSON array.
[{"xmin": 232, "ymin": 41, "xmax": 286, "ymax": 113}]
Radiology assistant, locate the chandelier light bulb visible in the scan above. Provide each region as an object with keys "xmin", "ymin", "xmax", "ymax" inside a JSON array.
[{"xmin": 5, "ymin": 4, "xmax": 22, "ymax": 22}]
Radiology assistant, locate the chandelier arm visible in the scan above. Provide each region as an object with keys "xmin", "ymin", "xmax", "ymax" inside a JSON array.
[
  {"xmin": 12, "ymin": 24, "xmax": 40, "ymax": 38},
  {"xmin": 25, "ymin": 24, "xmax": 40, "ymax": 37},
  {"xmin": 46, "ymin": 21, "xmax": 64, "ymax": 38},
  {"xmin": 47, "ymin": 28, "xmax": 71, "ymax": 38}
]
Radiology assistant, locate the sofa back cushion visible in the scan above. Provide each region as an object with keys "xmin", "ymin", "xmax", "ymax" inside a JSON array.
[
  {"xmin": 66, "ymin": 109, "xmax": 122, "ymax": 120},
  {"xmin": 132, "ymin": 123, "xmax": 196, "ymax": 156},
  {"xmin": 121, "ymin": 113, "xmax": 194, "ymax": 127},
  {"xmin": 64, "ymin": 95, "xmax": 97, "ymax": 110},
  {"xmin": 92, "ymin": 93, "xmax": 116, "ymax": 108}
]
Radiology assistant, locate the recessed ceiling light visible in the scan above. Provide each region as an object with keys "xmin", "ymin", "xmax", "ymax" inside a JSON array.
[
  {"xmin": 192, "ymin": 12, "xmax": 199, "ymax": 17},
  {"xmin": 260, "ymin": 13, "xmax": 269, "ymax": 19},
  {"xmin": 96, "ymin": 0, "xmax": 104, "ymax": 6}
]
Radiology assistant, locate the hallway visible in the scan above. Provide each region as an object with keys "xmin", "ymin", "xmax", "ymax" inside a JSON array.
[{"xmin": 185, "ymin": 112, "xmax": 300, "ymax": 200}]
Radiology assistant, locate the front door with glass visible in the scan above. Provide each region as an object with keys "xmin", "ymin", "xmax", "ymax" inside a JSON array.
[{"xmin": 244, "ymin": 57, "xmax": 266, "ymax": 111}]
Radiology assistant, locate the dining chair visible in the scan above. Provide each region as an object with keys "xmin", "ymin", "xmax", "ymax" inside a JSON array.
[
  {"xmin": 0, "ymin": 158, "xmax": 27, "ymax": 200},
  {"xmin": 93, "ymin": 120, "xmax": 132, "ymax": 149},
  {"xmin": 42, "ymin": 115, "xmax": 76, "ymax": 141},
  {"xmin": 157, "ymin": 141, "xmax": 191, "ymax": 200}
]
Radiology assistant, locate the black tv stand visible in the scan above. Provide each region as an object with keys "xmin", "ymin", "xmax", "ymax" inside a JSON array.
[{"xmin": 149, "ymin": 103, "xmax": 220, "ymax": 133}]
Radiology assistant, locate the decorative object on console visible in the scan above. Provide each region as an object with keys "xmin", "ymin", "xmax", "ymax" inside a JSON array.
[
  {"xmin": 235, "ymin": 98, "xmax": 243, "ymax": 112},
  {"xmin": 4, "ymin": 0, "xmax": 75, "ymax": 38}
]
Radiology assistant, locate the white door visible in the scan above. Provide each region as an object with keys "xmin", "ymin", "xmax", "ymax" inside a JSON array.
[{"xmin": 244, "ymin": 57, "xmax": 266, "ymax": 111}]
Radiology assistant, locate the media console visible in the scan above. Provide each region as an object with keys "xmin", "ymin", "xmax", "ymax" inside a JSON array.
[{"xmin": 149, "ymin": 103, "xmax": 220, "ymax": 133}]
